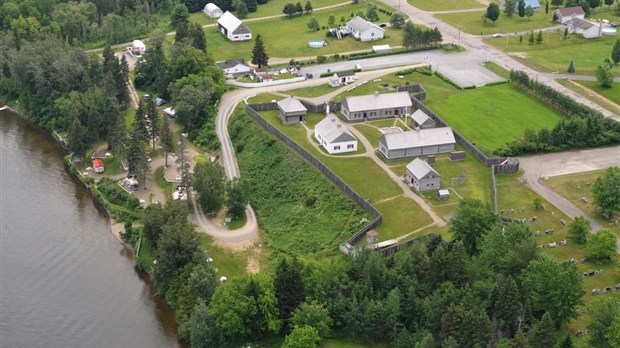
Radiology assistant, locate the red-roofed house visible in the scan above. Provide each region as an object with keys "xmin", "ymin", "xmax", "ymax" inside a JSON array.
[
  {"xmin": 553, "ymin": 6, "xmax": 585, "ymax": 24},
  {"xmin": 93, "ymin": 159, "xmax": 105, "ymax": 173}
]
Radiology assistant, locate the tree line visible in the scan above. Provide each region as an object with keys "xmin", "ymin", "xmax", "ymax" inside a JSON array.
[
  {"xmin": 129, "ymin": 197, "xmax": 607, "ymax": 347},
  {"xmin": 495, "ymin": 70, "xmax": 620, "ymax": 156}
]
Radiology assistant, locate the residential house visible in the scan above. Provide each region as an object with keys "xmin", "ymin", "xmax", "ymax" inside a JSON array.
[
  {"xmin": 203, "ymin": 3, "xmax": 223, "ymax": 18},
  {"xmin": 378, "ymin": 127, "xmax": 456, "ymax": 160},
  {"xmin": 405, "ymin": 158, "xmax": 441, "ymax": 193},
  {"xmin": 277, "ymin": 96, "xmax": 307, "ymax": 124},
  {"xmin": 92, "ymin": 159, "xmax": 105, "ymax": 173},
  {"xmin": 568, "ymin": 17, "xmax": 602, "ymax": 38},
  {"xmin": 314, "ymin": 116, "xmax": 358, "ymax": 154},
  {"xmin": 341, "ymin": 92, "xmax": 412, "ymax": 121},
  {"xmin": 346, "ymin": 16, "xmax": 385, "ymax": 41},
  {"xmin": 329, "ymin": 70, "xmax": 358, "ymax": 87},
  {"xmin": 553, "ymin": 6, "xmax": 585, "ymax": 24},
  {"xmin": 217, "ymin": 11, "xmax": 252, "ymax": 41},
  {"xmin": 217, "ymin": 58, "xmax": 251, "ymax": 76},
  {"xmin": 410, "ymin": 109, "xmax": 436, "ymax": 129}
]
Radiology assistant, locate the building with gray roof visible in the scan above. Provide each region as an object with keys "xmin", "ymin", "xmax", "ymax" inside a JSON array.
[
  {"xmin": 410, "ymin": 109, "xmax": 436, "ymax": 129},
  {"xmin": 277, "ymin": 96, "xmax": 307, "ymax": 124},
  {"xmin": 378, "ymin": 127, "xmax": 456, "ymax": 160},
  {"xmin": 217, "ymin": 11, "xmax": 252, "ymax": 41},
  {"xmin": 314, "ymin": 116, "xmax": 358, "ymax": 154},
  {"xmin": 405, "ymin": 158, "xmax": 441, "ymax": 193},
  {"xmin": 341, "ymin": 92, "xmax": 412, "ymax": 121},
  {"xmin": 346, "ymin": 16, "xmax": 384, "ymax": 41}
]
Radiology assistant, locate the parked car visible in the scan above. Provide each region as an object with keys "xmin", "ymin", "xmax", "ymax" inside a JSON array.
[
  {"xmin": 491, "ymin": 33, "xmax": 502, "ymax": 38},
  {"xmin": 155, "ymin": 97, "xmax": 167, "ymax": 106}
]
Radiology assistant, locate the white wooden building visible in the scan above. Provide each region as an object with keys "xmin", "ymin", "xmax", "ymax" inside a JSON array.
[
  {"xmin": 314, "ymin": 116, "xmax": 358, "ymax": 154},
  {"xmin": 217, "ymin": 11, "xmax": 252, "ymax": 41}
]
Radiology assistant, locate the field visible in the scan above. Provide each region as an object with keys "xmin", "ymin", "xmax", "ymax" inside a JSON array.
[
  {"xmin": 204, "ymin": 2, "xmax": 404, "ymax": 61},
  {"xmin": 571, "ymin": 80, "xmax": 620, "ymax": 105},
  {"xmin": 556, "ymin": 80, "xmax": 620, "ymax": 116},
  {"xmin": 407, "ymin": 0, "xmax": 483, "ymax": 12},
  {"xmin": 544, "ymin": 170, "xmax": 620, "ymax": 233},
  {"xmin": 435, "ymin": 10, "xmax": 556, "ymax": 35},
  {"xmin": 425, "ymin": 83, "xmax": 562, "ymax": 153},
  {"xmin": 483, "ymin": 32, "xmax": 620, "ymax": 76}
]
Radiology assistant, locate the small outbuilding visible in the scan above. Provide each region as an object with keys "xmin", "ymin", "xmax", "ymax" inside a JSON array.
[
  {"xmin": 437, "ymin": 189, "xmax": 450, "ymax": 200},
  {"xmin": 372, "ymin": 44, "xmax": 391, "ymax": 53},
  {"xmin": 277, "ymin": 96, "xmax": 307, "ymax": 124},
  {"xmin": 203, "ymin": 3, "xmax": 224, "ymax": 18},
  {"xmin": 410, "ymin": 109, "xmax": 436, "ymax": 129},
  {"xmin": 341, "ymin": 92, "xmax": 412, "ymax": 121},
  {"xmin": 92, "ymin": 159, "xmax": 105, "ymax": 173},
  {"xmin": 217, "ymin": 11, "xmax": 252, "ymax": 41},
  {"xmin": 346, "ymin": 16, "xmax": 385, "ymax": 41},
  {"xmin": 314, "ymin": 116, "xmax": 358, "ymax": 154},
  {"xmin": 216, "ymin": 58, "xmax": 251, "ymax": 76},
  {"xmin": 405, "ymin": 158, "xmax": 441, "ymax": 193},
  {"xmin": 378, "ymin": 127, "xmax": 456, "ymax": 160},
  {"xmin": 329, "ymin": 70, "xmax": 358, "ymax": 87},
  {"xmin": 131, "ymin": 40, "xmax": 146, "ymax": 55},
  {"xmin": 553, "ymin": 6, "xmax": 585, "ymax": 24}
]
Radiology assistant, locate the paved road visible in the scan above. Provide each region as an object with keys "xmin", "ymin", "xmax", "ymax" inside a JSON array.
[{"xmin": 518, "ymin": 146, "xmax": 620, "ymax": 232}]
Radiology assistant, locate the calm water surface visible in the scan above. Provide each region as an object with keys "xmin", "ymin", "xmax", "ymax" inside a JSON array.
[{"xmin": 0, "ymin": 110, "xmax": 182, "ymax": 347}]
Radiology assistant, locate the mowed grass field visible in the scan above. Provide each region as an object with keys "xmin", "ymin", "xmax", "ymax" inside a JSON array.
[
  {"xmin": 556, "ymin": 79, "xmax": 620, "ymax": 116},
  {"xmin": 435, "ymin": 10, "xmax": 557, "ymax": 35},
  {"xmin": 484, "ymin": 32, "xmax": 620, "ymax": 75},
  {"xmin": 407, "ymin": 0, "xmax": 483, "ymax": 12},
  {"xmin": 572, "ymin": 80, "xmax": 620, "ymax": 105},
  {"xmin": 425, "ymin": 83, "xmax": 562, "ymax": 153},
  {"xmin": 204, "ymin": 2, "xmax": 403, "ymax": 61}
]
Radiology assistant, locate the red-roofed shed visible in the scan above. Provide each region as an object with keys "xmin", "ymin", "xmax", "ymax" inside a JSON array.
[{"xmin": 93, "ymin": 159, "xmax": 105, "ymax": 173}]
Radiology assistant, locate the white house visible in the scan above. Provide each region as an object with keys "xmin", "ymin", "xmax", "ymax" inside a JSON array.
[
  {"xmin": 314, "ymin": 116, "xmax": 358, "ymax": 154},
  {"xmin": 568, "ymin": 17, "xmax": 602, "ymax": 38},
  {"xmin": 216, "ymin": 58, "xmax": 251, "ymax": 76},
  {"xmin": 346, "ymin": 16, "xmax": 384, "ymax": 41},
  {"xmin": 131, "ymin": 40, "xmax": 146, "ymax": 55},
  {"xmin": 405, "ymin": 158, "xmax": 441, "ymax": 193},
  {"xmin": 203, "ymin": 3, "xmax": 223, "ymax": 18},
  {"xmin": 553, "ymin": 6, "xmax": 585, "ymax": 24},
  {"xmin": 378, "ymin": 127, "xmax": 456, "ymax": 160},
  {"xmin": 329, "ymin": 70, "xmax": 358, "ymax": 87},
  {"xmin": 217, "ymin": 11, "xmax": 252, "ymax": 41}
]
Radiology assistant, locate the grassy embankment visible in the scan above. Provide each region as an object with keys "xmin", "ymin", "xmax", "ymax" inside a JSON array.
[
  {"xmin": 554, "ymin": 80, "xmax": 620, "ymax": 116},
  {"xmin": 203, "ymin": 2, "xmax": 404, "ymax": 61},
  {"xmin": 230, "ymin": 108, "xmax": 373, "ymax": 255}
]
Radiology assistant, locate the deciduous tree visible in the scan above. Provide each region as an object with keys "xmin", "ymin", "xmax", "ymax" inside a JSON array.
[
  {"xmin": 450, "ymin": 198, "xmax": 499, "ymax": 256},
  {"xmin": 505, "ymin": 0, "xmax": 517, "ymax": 16},
  {"xmin": 189, "ymin": 301, "xmax": 224, "ymax": 348},
  {"xmin": 304, "ymin": 1, "xmax": 313, "ymax": 13},
  {"xmin": 486, "ymin": 3, "xmax": 500, "ymax": 23},
  {"xmin": 568, "ymin": 216, "xmax": 590, "ymax": 243},
  {"xmin": 390, "ymin": 12, "xmax": 406, "ymax": 28},
  {"xmin": 194, "ymin": 161, "xmax": 226, "ymax": 214},
  {"xmin": 527, "ymin": 312, "xmax": 556, "ymax": 348},
  {"xmin": 237, "ymin": 1, "xmax": 249, "ymax": 18},
  {"xmin": 587, "ymin": 297, "xmax": 620, "ymax": 348},
  {"xmin": 282, "ymin": 325, "xmax": 320, "ymax": 348},
  {"xmin": 226, "ymin": 178, "xmax": 247, "ymax": 219},
  {"xmin": 275, "ymin": 257, "xmax": 305, "ymax": 330},
  {"xmin": 586, "ymin": 229, "xmax": 616, "ymax": 260},
  {"xmin": 290, "ymin": 301, "xmax": 332, "ymax": 338},
  {"xmin": 307, "ymin": 17, "xmax": 319, "ymax": 31},
  {"xmin": 592, "ymin": 166, "xmax": 620, "ymax": 217}
]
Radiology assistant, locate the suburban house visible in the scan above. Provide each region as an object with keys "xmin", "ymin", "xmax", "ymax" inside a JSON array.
[
  {"xmin": 314, "ymin": 116, "xmax": 358, "ymax": 154},
  {"xmin": 405, "ymin": 158, "xmax": 441, "ymax": 193},
  {"xmin": 553, "ymin": 6, "xmax": 585, "ymax": 24},
  {"xmin": 524, "ymin": 0, "xmax": 541, "ymax": 11},
  {"xmin": 277, "ymin": 96, "xmax": 307, "ymax": 124},
  {"xmin": 410, "ymin": 109, "xmax": 436, "ymax": 129},
  {"xmin": 203, "ymin": 3, "xmax": 223, "ymax": 18},
  {"xmin": 92, "ymin": 159, "xmax": 105, "ymax": 173},
  {"xmin": 341, "ymin": 92, "xmax": 412, "ymax": 121},
  {"xmin": 378, "ymin": 127, "xmax": 456, "ymax": 160},
  {"xmin": 346, "ymin": 16, "xmax": 385, "ymax": 41},
  {"xmin": 216, "ymin": 58, "xmax": 251, "ymax": 76},
  {"xmin": 329, "ymin": 70, "xmax": 357, "ymax": 87},
  {"xmin": 568, "ymin": 17, "xmax": 602, "ymax": 38},
  {"xmin": 131, "ymin": 40, "xmax": 146, "ymax": 55},
  {"xmin": 217, "ymin": 11, "xmax": 252, "ymax": 41}
]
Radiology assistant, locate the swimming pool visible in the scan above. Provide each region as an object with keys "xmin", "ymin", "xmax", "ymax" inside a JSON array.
[
  {"xmin": 602, "ymin": 26, "xmax": 617, "ymax": 35},
  {"xmin": 308, "ymin": 40, "xmax": 325, "ymax": 48}
]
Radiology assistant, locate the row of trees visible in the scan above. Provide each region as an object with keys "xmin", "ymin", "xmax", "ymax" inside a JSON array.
[
  {"xmin": 283, "ymin": 1, "xmax": 314, "ymax": 17},
  {"xmin": 402, "ymin": 22, "xmax": 443, "ymax": 51},
  {"xmin": 148, "ymin": 198, "xmax": 592, "ymax": 347}
]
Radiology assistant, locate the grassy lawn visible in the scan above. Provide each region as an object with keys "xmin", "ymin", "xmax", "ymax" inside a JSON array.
[
  {"xmin": 247, "ymin": 93, "xmax": 282, "ymax": 103},
  {"xmin": 556, "ymin": 79, "xmax": 620, "ymax": 116},
  {"xmin": 483, "ymin": 32, "xmax": 620, "ymax": 76},
  {"xmin": 197, "ymin": 234, "xmax": 252, "ymax": 279},
  {"xmin": 571, "ymin": 80, "xmax": 620, "ymax": 105},
  {"xmin": 407, "ymin": 0, "xmax": 483, "ymax": 11},
  {"xmin": 353, "ymin": 123, "xmax": 384, "ymax": 145},
  {"xmin": 544, "ymin": 170, "xmax": 620, "ymax": 233},
  {"xmin": 426, "ymin": 83, "xmax": 562, "ymax": 153},
  {"xmin": 373, "ymin": 196, "xmax": 434, "ymax": 241},
  {"xmin": 204, "ymin": 2, "xmax": 403, "ymax": 61},
  {"xmin": 435, "ymin": 10, "xmax": 556, "ymax": 35},
  {"xmin": 286, "ymin": 83, "xmax": 340, "ymax": 98}
]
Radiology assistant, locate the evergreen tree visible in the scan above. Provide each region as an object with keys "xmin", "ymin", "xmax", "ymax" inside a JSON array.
[
  {"xmin": 612, "ymin": 39, "xmax": 620, "ymax": 64},
  {"xmin": 275, "ymin": 257, "xmax": 305, "ymax": 331},
  {"xmin": 486, "ymin": 3, "xmax": 500, "ymax": 23},
  {"xmin": 188, "ymin": 22, "xmax": 207, "ymax": 52},
  {"xmin": 251, "ymin": 34, "xmax": 269, "ymax": 67},
  {"xmin": 117, "ymin": 55, "xmax": 131, "ymax": 109},
  {"xmin": 559, "ymin": 333, "xmax": 574, "ymax": 348},
  {"xmin": 159, "ymin": 116, "xmax": 174, "ymax": 167},
  {"xmin": 237, "ymin": 1, "xmax": 249, "ymax": 18},
  {"xmin": 304, "ymin": 1, "xmax": 313, "ymax": 13},
  {"xmin": 244, "ymin": 0, "xmax": 257, "ymax": 12},
  {"xmin": 567, "ymin": 59, "xmax": 575, "ymax": 73},
  {"xmin": 226, "ymin": 178, "xmax": 247, "ymax": 219},
  {"xmin": 189, "ymin": 301, "xmax": 224, "ymax": 348},
  {"xmin": 68, "ymin": 107, "xmax": 85, "ymax": 158},
  {"xmin": 518, "ymin": 0, "xmax": 526, "ymax": 17},
  {"xmin": 109, "ymin": 112, "xmax": 127, "ymax": 158},
  {"xmin": 493, "ymin": 276, "xmax": 523, "ymax": 336},
  {"xmin": 127, "ymin": 123, "xmax": 150, "ymax": 187},
  {"xmin": 102, "ymin": 42, "xmax": 115, "ymax": 68},
  {"xmin": 545, "ymin": 0, "xmax": 549, "ymax": 13},
  {"xmin": 402, "ymin": 21, "xmax": 416, "ymax": 50},
  {"xmin": 527, "ymin": 313, "xmax": 556, "ymax": 347},
  {"xmin": 177, "ymin": 136, "xmax": 192, "ymax": 191},
  {"xmin": 528, "ymin": 31, "xmax": 535, "ymax": 43},
  {"xmin": 536, "ymin": 30, "xmax": 543, "ymax": 43},
  {"xmin": 145, "ymin": 98, "xmax": 159, "ymax": 150},
  {"xmin": 295, "ymin": 2, "xmax": 303, "ymax": 14}
]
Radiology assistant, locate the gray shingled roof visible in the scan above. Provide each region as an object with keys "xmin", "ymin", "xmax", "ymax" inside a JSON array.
[
  {"xmin": 347, "ymin": 16, "xmax": 385, "ymax": 34},
  {"xmin": 277, "ymin": 96, "xmax": 307, "ymax": 113},
  {"xmin": 556, "ymin": 6, "xmax": 585, "ymax": 17},
  {"xmin": 216, "ymin": 58, "xmax": 246, "ymax": 69},
  {"xmin": 335, "ymin": 70, "xmax": 356, "ymax": 77},
  {"xmin": 406, "ymin": 158, "xmax": 439, "ymax": 180},
  {"xmin": 218, "ymin": 11, "xmax": 251, "ymax": 34},
  {"xmin": 381, "ymin": 127, "xmax": 455, "ymax": 150},
  {"xmin": 570, "ymin": 17, "xmax": 595, "ymax": 30},
  {"xmin": 315, "ymin": 116, "xmax": 357, "ymax": 144},
  {"xmin": 410, "ymin": 109, "xmax": 431, "ymax": 126},
  {"xmin": 344, "ymin": 92, "xmax": 412, "ymax": 113}
]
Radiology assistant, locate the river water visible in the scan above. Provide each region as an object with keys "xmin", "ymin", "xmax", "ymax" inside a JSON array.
[{"xmin": 0, "ymin": 110, "xmax": 182, "ymax": 347}]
